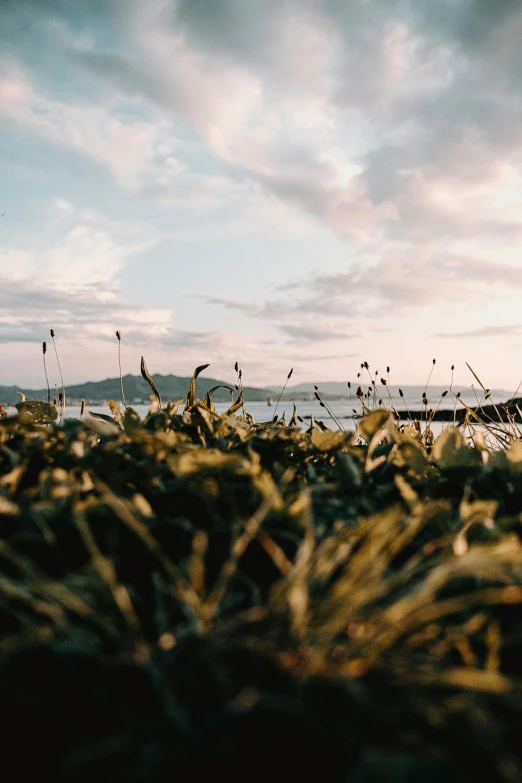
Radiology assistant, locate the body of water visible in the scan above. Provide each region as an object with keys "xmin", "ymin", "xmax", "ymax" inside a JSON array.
[
  {"xmin": 3, "ymin": 399, "xmax": 475, "ymax": 440},
  {"xmin": 5, "ymin": 390, "xmax": 514, "ymax": 442}
]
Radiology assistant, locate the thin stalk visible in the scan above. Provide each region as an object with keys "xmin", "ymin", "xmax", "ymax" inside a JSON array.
[
  {"xmin": 506, "ymin": 379, "xmax": 522, "ymax": 407},
  {"xmin": 42, "ymin": 342, "xmax": 50, "ymax": 404},
  {"xmin": 424, "ymin": 358, "xmax": 436, "ymax": 397},
  {"xmin": 116, "ymin": 331, "xmax": 127, "ymax": 409},
  {"xmin": 380, "ymin": 377, "xmax": 400, "ymax": 424},
  {"xmin": 273, "ymin": 368, "xmax": 293, "ymax": 419},
  {"xmin": 314, "ymin": 387, "xmax": 344, "ymax": 431},
  {"xmin": 234, "ymin": 362, "xmax": 245, "ymax": 417},
  {"xmin": 51, "ymin": 328, "xmax": 65, "ymax": 421},
  {"xmin": 398, "ymin": 388, "xmax": 412, "ymax": 426},
  {"xmin": 450, "ymin": 365, "xmax": 457, "ymax": 427}
]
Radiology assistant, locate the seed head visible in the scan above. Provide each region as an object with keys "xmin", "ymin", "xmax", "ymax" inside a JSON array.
[
  {"xmin": 50, "ymin": 328, "xmax": 55, "ymax": 338},
  {"xmin": 42, "ymin": 341, "xmax": 47, "ymax": 354},
  {"xmin": 381, "ymin": 378, "xmax": 386, "ymax": 385},
  {"xmin": 287, "ymin": 368, "xmax": 293, "ymax": 379},
  {"xmin": 399, "ymin": 388, "xmax": 404, "ymax": 397},
  {"xmin": 433, "ymin": 358, "xmax": 436, "ymax": 365},
  {"xmin": 451, "ymin": 364, "xmax": 455, "ymax": 371},
  {"xmin": 234, "ymin": 362, "xmax": 238, "ymax": 372},
  {"xmin": 387, "ymin": 366, "xmax": 390, "ymax": 373},
  {"xmin": 116, "ymin": 330, "xmax": 121, "ymax": 341}
]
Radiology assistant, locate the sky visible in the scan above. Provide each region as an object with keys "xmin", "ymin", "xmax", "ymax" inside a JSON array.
[{"xmin": 1, "ymin": 0, "xmax": 522, "ymax": 390}]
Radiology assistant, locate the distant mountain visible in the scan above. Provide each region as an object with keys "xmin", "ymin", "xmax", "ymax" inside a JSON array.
[
  {"xmin": 0, "ymin": 373, "xmax": 274, "ymax": 406},
  {"xmin": 1, "ymin": 374, "xmax": 515, "ymax": 409},
  {"xmin": 288, "ymin": 381, "xmax": 514, "ymax": 404}
]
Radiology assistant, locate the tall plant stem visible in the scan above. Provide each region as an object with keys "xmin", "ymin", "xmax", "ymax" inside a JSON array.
[
  {"xmin": 51, "ymin": 328, "xmax": 65, "ymax": 422},
  {"xmin": 42, "ymin": 342, "xmax": 50, "ymax": 404},
  {"xmin": 116, "ymin": 331, "xmax": 127, "ymax": 409}
]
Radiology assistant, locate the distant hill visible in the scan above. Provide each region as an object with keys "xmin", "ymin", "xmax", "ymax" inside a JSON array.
[
  {"xmin": 0, "ymin": 373, "xmax": 274, "ymax": 406},
  {"xmin": 288, "ymin": 381, "xmax": 514, "ymax": 404},
  {"xmin": 1, "ymin": 374, "xmax": 515, "ymax": 409}
]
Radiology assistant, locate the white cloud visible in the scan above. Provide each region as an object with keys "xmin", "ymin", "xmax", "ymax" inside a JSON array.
[
  {"xmin": 0, "ymin": 201, "xmax": 167, "ymax": 347},
  {"xmin": 4, "ymin": 0, "xmax": 522, "ymax": 386},
  {"xmin": 0, "ymin": 59, "xmax": 165, "ymax": 188}
]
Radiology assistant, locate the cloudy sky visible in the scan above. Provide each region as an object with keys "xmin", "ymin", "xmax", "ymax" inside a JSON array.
[{"xmin": 1, "ymin": 0, "xmax": 522, "ymax": 390}]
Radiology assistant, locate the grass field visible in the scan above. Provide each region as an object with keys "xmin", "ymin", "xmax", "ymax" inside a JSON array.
[{"xmin": 2, "ymin": 361, "xmax": 522, "ymax": 781}]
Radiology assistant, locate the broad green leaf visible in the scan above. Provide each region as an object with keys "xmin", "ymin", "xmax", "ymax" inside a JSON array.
[
  {"xmin": 186, "ymin": 364, "xmax": 210, "ymax": 409},
  {"xmin": 15, "ymin": 401, "xmax": 57, "ymax": 424},
  {"xmin": 223, "ymin": 389, "xmax": 244, "ymax": 417},
  {"xmin": 166, "ymin": 398, "xmax": 184, "ymax": 416},
  {"xmin": 430, "ymin": 427, "xmax": 470, "ymax": 468},
  {"xmin": 311, "ymin": 428, "xmax": 347, "ymax": 451},
  {"xmin": 506, "ymin": 439, "xmax": 522, "ymax": 468},
  {"xmin": 392, "ymin": 441, "xmax": 428, "ymax": 476},
  {"xmin": 202, "ymin": 384, "xmax": 235, "ymax": 412},
  {"xmin": 358, "ymin": 410, "xmax": 392, "ymax": 443},
  {"xmin": 88, "ymin": 411, "xmax": 119, "ymax": 425},
  {"xmin": 140, "ymin": 356, "xmax": 162, "ymax": 409},
  {"xmin": 123, "ymin": 406, "xmax": 142, "ymax": 431},
  {"xmin": 107, "ymin": 400, "xmax": 123, "ymax": 427},
  {"xmin": 84, "ymin": 414, "xmax": 120, "ymax": 435}
]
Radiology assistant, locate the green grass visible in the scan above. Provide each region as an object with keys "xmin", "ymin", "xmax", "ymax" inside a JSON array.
[{"xmin": 2, "ymin": 363, "xmax": 522, "ymax": 780}]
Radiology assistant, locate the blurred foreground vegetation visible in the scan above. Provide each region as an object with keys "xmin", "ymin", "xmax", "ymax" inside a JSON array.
[{"xmin": 3, "ymin": 374, "xmax": 522, "ymax": 781}]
